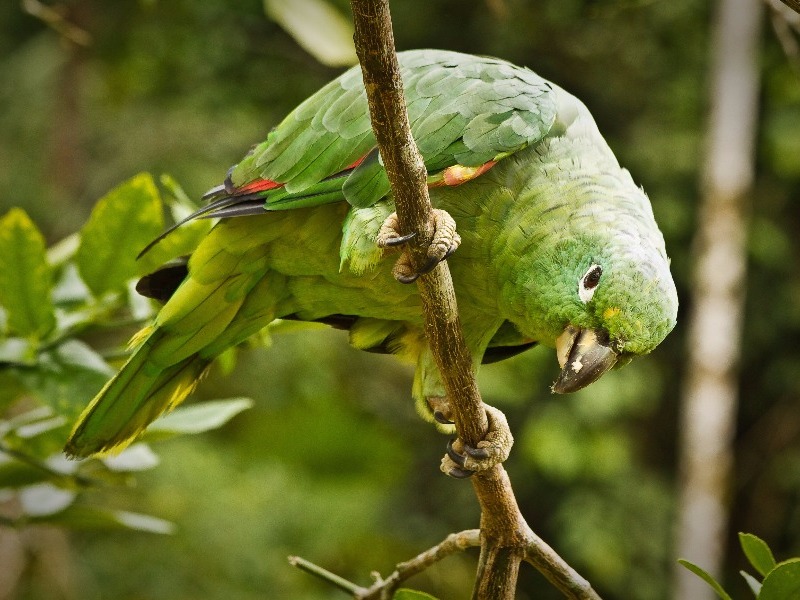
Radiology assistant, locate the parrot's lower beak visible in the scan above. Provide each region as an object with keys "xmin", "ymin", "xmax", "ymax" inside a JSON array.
[{"xmin": 552, "ymin": 326, "xmax": 618, "ymax": 394}]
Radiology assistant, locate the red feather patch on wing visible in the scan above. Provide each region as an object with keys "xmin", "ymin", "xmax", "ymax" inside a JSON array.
[
  {"xmin": 343, "ymin": 154, "xmax": 368, "ymax": 171},
  {"xmin": 236, "ymin": 153, "xmax": 369, "ymax": 195},
  {"xmin": 428, "ymin": 161, "xmax": 498, "ymax": 188},
  {"xmin": 238, "ymin": 178, "xmax": 285, "ymax": 194}
]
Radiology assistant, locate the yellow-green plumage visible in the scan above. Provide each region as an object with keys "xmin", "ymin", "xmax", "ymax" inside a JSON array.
[
  {"xmin": 68, "ymin": 331, "xmax": 207, "ymax": 456},
  {"xmin": 65, "ymin": 50, "xmax": 678, "ymax": 458}
]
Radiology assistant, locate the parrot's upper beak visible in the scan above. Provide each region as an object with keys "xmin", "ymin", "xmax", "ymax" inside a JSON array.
[{"xmin": 552, "ymin": 326, "xmax": 618, "ymax": 394}]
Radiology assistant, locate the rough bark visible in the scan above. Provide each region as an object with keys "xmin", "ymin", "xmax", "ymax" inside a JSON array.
[
  {"xmin": 777, "ymin": 0, "xmax": 800, "ymax": 15},
  {"xmin": 673, "ymin": 0, "xmax": 762, "ymax": 597}
]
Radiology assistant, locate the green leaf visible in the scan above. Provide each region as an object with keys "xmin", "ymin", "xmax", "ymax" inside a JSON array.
[
  {"xmin": 111, "ymin": 510, "xmax": 175, "ymax": 534},
  {"xmin": 0, "ymin": 415, "xmax": 73, "ymax": 477},
  {"xmin": 100, "ymin": 443, "xmax": 160, "ymax": 472},
  {"xmin": 135, "ymin": 175, "xmax": 212, "ymax": 274},
  {"xmin": 16, "ymin": 340, "xmax": 114, "ymax": 421},
  {"xmin": 393, "ymin": 590, "xmax": 440, "ymax": 600},
  {"xmin": 46, "ymin": 233, "xmax": 80, "ymax": 267},
  {"xmin": 740, "ymin": 570, "xmax": 762, "ymax": 597},
  {"xmin": 0, "ymin": 208, "xmax": 56, "ymax": 337},
  {"xmin": 0, "ymin": 458, "xmax": 51, "ymax": 488},
  {"xmin": 760, "ymin": 559, "xmax": 800, "ymax": 600},
  {"xmin": 264, "ymin": 0, "xmax": 357, "ymax": 67},
  {"xmin": 76, "ymin": 173, "xmax": 164, "ymax": 296},
  {"xmin": 677, "ymin": 559, "xmax": 733, "ymax": 600},
  {"xmin": 160, "ymin": 173, "xmax": 199, "ymax": 212},
  {"xmin": 2, "ymin": 405, "xmax": 57, "ymax": 434},
  {"xmin": 13, "ymin": 415, "xmax": 68, "ymax": 439},
  {"xmin": 51, "ymin": 263, "xmax": 92, "ymax": 306},
  {"xmin": 0, "ymin": 370, "xmax": 27, "ymax": 412},
  {"xmin": 127, "ymin": 279, "xmax": 155, "ymax": 321},
  {"xmin": 144, "ymin": 398, "xmax": 253, "ymax": 439},
  {"xmin": 0, "ymin": 337, "xmax": 36, "ymax": 365},
  {"xmin": 29, "ymin": 504, "xmax": 175, "ymax": 534},
  {"xmin": 19, "ymin": 483, "xmax": 77, "ymax": 516},
  {"xmin": 740, "ymin": 533, "xmax": 777, "ymax": 577}
]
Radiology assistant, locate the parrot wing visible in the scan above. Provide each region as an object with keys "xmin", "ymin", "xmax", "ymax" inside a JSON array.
[
  {"xmin": 151, "ymin": 49, "xmax": 557, "ymax": 250},
  {"xmin": 233, "ymin": 49, "xmax": 557, "ymax": 209}
]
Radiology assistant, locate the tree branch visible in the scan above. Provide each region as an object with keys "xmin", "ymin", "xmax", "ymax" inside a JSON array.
[
  {"xmin": 289, "ymin": 530, "xmax": 481, "ymax": 599},
  {"xmin": 347, "ymin": 1, "xmax": 602, "ymax": 598},
  {"xmin": 358, "ymin": 529, "xmax": 481, "ymax": 600},
  {"xmin": 349, "ymin": 0, "xmax": 487, "ymax": 447},
  {"xmin": 287, "ymin": 555, "xmax": 363, "ymax": 595},
  {"xmin": 776, "ymin": 0, "xmax": 800, "ymax": 15},
  {"xmin": 767, "ymin": 0, "xmax": 800, "ymax": 75},
  {"xmin": 21, "ymin": 0, "xmax": 92, "ymax": 47}
]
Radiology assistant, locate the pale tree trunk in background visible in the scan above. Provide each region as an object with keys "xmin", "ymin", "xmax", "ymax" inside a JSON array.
[{"xmin": 673, "ymin": 0, "xmax": 762, "ymax": 597}]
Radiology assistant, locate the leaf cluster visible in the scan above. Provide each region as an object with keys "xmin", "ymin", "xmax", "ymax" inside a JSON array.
[
  {"xmin": 680, "ymin": 533, "xmax": 800, "ymax": 600},
  {"xmin": 0, "ymin": 174, "xmax": 251, "ymax": 534}
]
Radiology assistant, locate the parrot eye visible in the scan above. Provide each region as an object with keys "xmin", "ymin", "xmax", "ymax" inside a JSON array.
[{"xmin": 578, "ymin": 264, "xmax": 602, "ymax": 303}]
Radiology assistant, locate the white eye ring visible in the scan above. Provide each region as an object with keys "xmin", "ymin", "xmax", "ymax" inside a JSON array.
[{"xmin": 578, "ymin": 264, "xmax": 602, "ymax": 303}]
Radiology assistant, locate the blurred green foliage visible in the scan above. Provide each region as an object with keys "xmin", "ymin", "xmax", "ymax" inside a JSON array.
[{"xmin": 1, "ymin": 0, "xmax": 800, "ymax": 599}]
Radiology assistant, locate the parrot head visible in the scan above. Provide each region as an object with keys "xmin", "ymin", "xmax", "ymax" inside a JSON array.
[
  {"xmin": 550, "ymin": 245, "xmax": 677, "ymax": 393},
  {"xmin": 488, "ymin": 82, "xmax": 680, "ymax": 394},
  {"xmin": 516, "ymin": 197, "xmax": 679, "ymax": 394}
]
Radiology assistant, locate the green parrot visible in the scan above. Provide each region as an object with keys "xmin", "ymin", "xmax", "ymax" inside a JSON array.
[{"xmin": 65, "ymin": 50, "xmax": 678, "ymax": 475}]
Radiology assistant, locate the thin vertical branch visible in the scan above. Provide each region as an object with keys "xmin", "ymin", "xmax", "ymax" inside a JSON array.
[
  {"xmin": 776, "ymin": 0, "xmax": 800, "ymax": 15},
  {"xmin": 347, "ymin": 1, "xmax": 601, "ymax": 598},
  {"xmin": 349, "ymin": 1, "xmax": 488, "ymax": 447}
]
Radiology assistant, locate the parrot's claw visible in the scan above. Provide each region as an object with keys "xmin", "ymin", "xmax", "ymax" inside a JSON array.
[
  {"xmin": 434, "ymin": 411, "xmax": 454, "ymax": 425},
  {"xmin": 426, "ymin": 396, "xmax": 455, "ymax": 426},
  {"xmin": 376, "ymin": 210, "xmax": 461, "ymax": 284},
  {"xmin": 392, "ymin": 253, "xmax": 421, "ymax": 284},
  {"xmin": 380, "ymin": 231, "xmax": 416, "ymax": 247},
  {"xmin": 446, "ymin": 437, "xmax": 488, "ymax": 462},
  {"xmin": 446, "ymin": 465, "xmax": 475, "ymax": 480},
  {"xmin": 440, "ymin": 404, "xmax": 513, "ymax": 478},
  {"xmin": 445, "ymin": 439, "xmax": 491, "ymax": 476},
  {"xmin": 376, "ymin": 211, "xmax": 408, "ymax": 249}
]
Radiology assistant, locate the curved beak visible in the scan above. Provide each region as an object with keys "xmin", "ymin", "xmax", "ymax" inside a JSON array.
[{"xmin": 552, "ymin": 326, "xmax": 618, "ymax": 394}]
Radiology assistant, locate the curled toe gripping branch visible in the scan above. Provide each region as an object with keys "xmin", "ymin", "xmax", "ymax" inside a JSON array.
[
  {"xmin": 377, "ymin": 209, "xmax": 461, "ymax": 284},
  {"xmin": 440, "ymin": 404, "xmax": 513, "ymax": 479}
]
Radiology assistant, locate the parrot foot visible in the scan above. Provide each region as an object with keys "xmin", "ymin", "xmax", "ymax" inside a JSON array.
[
  {"xmin": 440, "ymin": 404, "xmax": 513, "ymax": 479},
  {"xmin": 426, "ymin": 395, "xmax": 454, "ymax": 425},
  {"xmin": 376, "ymin": 210, "xmax": 461, "ymax": 284}
]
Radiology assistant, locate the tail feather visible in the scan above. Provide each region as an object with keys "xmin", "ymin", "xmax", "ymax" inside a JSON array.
[{"xmin": 65, "ymin": 333, "xmax": 209, "ymax": 458}]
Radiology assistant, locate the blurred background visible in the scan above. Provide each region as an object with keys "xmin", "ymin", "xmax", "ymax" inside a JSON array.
[{"xmin": 1, "ymin": 0, "xmax": 799, "ymax": 598}]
